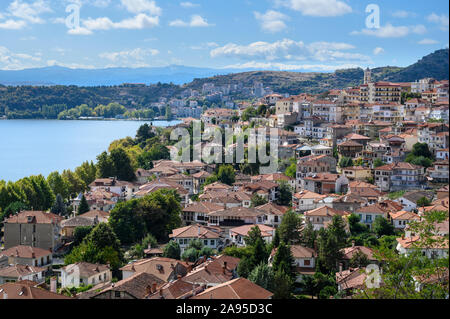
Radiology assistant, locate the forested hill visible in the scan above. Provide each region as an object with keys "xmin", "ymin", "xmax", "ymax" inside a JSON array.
[{"xmin": 0, "ymin": 49, "xmax": 448, "ymax": 117}]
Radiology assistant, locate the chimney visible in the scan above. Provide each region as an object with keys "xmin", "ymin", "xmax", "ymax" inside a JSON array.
[
  {"xmin": 177, "ymin": 275, "xmax": 182, "ymax": 280},
  {"xmin": 339, "ymin": 263, "xmax": 343, "ymax": 273},
  {"xmin": 351, "ymin": 240, "xmax": 355, "ymax": 248},
  {"xmin": 50, "ymin": 277, "xmax": 57, "ymax": 293}
]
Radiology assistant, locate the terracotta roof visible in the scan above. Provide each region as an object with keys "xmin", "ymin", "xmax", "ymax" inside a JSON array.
[
  {"xmin": 169, "ymin": 224, "xmax": 220, "ymax": 240},
  {"xmin": 62, "ymin": 262, "xmax": 110, "ymax": 278},
  {"xmin": 120, "ymin": 257, "xmax": 189, "ymax": 283},
  {"xmin": 336, "ymin": 268, "xmax": 367, "ymax": 290},
  {"xmin": 349, "ymin": 181, "xmax": 378, "ymax": 189},
  {"xmin": 293, "ymin": 190, "xmax": 326, "ymax": 200},
  {"xmin": 290, "ymin": 245, "xmax": 317, "ymax": 258},
  {"xmin": 303, "ymin": 173, "xmax": 341, "ymax": 182},
  {"xmin": 79, "ymin": 210, "xmax": 110, "ymax": 221},
  {"xmin": 0, "ymin": 264, "xmax": 46, "ymax": 278},
  {"xmin": 147, "ymin": 278, "xmax": 203, "ymax": 299},
  {"xmin": 95, "ymin": 272, "xmax": 165, "ymax": 299},
  {"xmin": 229, "ymin": 224, "xmax": 275, "ymax": 238},
  {"xmin": 183, "ymin": 255, "xmax": 240, "ymax": 286},
  {"xmin": 2, "ymin": 246, "xmax": 51, "ymax": 259},
  {"xmin": 341, "ymin": 246, "xmax": 375, "ymax": 260},
  {"xmin": 389, "ymin": 211, "xmax": 420, "ymax": 220},
  {"xmin": 338, "ymin": 140, "xmax": 364, "ymax": 147},
  {"xmin": 344, "ymin": 133, "xmax": 371, "ymax": 140},
  {"xmin": 191, "ymin": 278, "xmax": 273, "ymax": 299},
  {"xmin": 397, "ymin": 236, "xmax": 449, "ymax": 249},
  {"xmin": 4, "ymin": 211, "xmax": 63, "ymax": 224},
  {"xmin": 183, "ymin": 202, "xmax": 224, "ymax": 214},
  {"xmin": 207, "ymin": 206, "xmax": 264, "ymax": 218},
  {"xmin": 255, "ymin": 203, "xmax": 289, "ymax": 215},
  {"xmin": 375, "ymin": 162, "xmax": 423, "ymax": 171},
  {"xmin": 135, "ymin": 179, "xmax": 188, "ymax": 196},
  {"xmin": 0, "ymin": 282, "xmax": 73, "ymax": 299},
  {"xmin": 304, "ymin": 206, "xmax": 350, "ymax": 217},
  {"xmin": 61, "ymin": 216, "xmax": 97, "ymax": 228}
]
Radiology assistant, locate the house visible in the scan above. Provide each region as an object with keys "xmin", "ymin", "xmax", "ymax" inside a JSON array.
[
  {"xmin": 88, "ymin": 178, "xmax": 137, "ymax": 200},
  {"xmin": 254, "ymin": 202, "xmax": 289, "ymax": 227},
  {"xmin": 428, "ymin": 160, "xmax": 449, "ymax": 183},
  {"xmin": 302, "ymin": 173, "xmax": 349, "ymax": 195},
  {"xmin": 120, "ymin": 257, "xmax": 190, "ymax": 282},
  {"xmin": 92, "ymin": 272, "xmax": 165, "ymax": 299},
  {"xmin": 191, "ymin": 277, "xmax": 273, "ymax": 299},
  {"xmin": 61, "ymin": 262, "xmax": 111, "ymax": 288},
  {"xmin": 251, "ymin": 173, "xmax": 296, "ymax": 190},
  {"xmin": 135, "ymin": 168, "xmax": 153, "ymax": 184},
  {"xmin": 348, "ymin": 181, "xmax": 385, "ymax": 205},
  {"xmin": 271, "ymin": 245, "xmax": 317, "ymax": 282},
  {"xmin": 341, "ymin": 166, "xmax": 372, "ymax": 181},
  {"xmin": 336, "ymin": 267, "xmax": 368, "ymax": 295},
  {"xmin": 331, "ymin": 193, "xmax": 366, "ymax": 213},
  {"xmin": 181, "ymin": 202, "xmax": 224, "ymax": 226},
  {"xmin": 292, "ymin": 190, "xmax": 326, "ymax": 212},
  {"xmin": 79, "ymin": 210, "xmax": 110, "ymax": 223},
  {"xmin": 296, "ymin": 155, "xmax": 337, "ymax": 187},
  {"xmin": 0, "ymin": 264, "xmax": 46, "ymax": 284},
  {"xmin": 191, "ymin": 170, "xmax": 212, "ymax": 194},
  {"xmin": 304, "ymin": 206, "xmax": 350, "ymax": 230},
  {"xmin": 355, "ymin": 201, "xmax": 403, "ymax": 228},
  {"xmin": 395, "ymin": 191, "xmax": 435, "ymax": 211},
  {"xmin": 389, "ymin": 211, "xmax": 420, "ymax": 229},
  {"xmin": 229, "ymin": 224, "xmax": 275, "ymax": 247},
  {"xmin": 242, "ymin": 181, "xmax": 279, "ymax": 202},
  {"xmin": 169, "ymin": 224, "xmax": 221, "ymax": 254},
  {"xmin": 437, "ymin": 186, "xmax": 449, "ymax": 199},
  {"xmin": 340, "ymin": 244, "xmax": 377, "ymax": 270},
  {"xmin": 3, "ymin": 211, "xmax": 63, "ymax": 251},
  {"xmin": 396, "ymin": 235, "xmax": 449, "ymax": 259},
  {"xmin": 61, "ymin": 216, "xmax": 98, "ymax": 239},
  {"xmin": 338, "ymin": 140, "xmax": 364, "ymax": 158},
  {"xmin": 206, "ymin": 207, "xmax": 266, "ymax": 228},
  {"xmin": 1, "ymin": 245, "xmax": 52, "ymax": 270},
  {"xmin": 0, "ymin": 280, "xmax": 72, "ymax": 299},
  {"xmin": 147, "ymin": 277, "xmax": 205, "ymax": 299},
  {"xmin": 134, "ymin": 179, "xmax": 189, "ymax": 206},
  {"xmin": 374, "ymin": 162, "xmax": 426, "ymax": 192},
  {"xmin": 182, "ymin": 255, "xmax": 240, "ymax": 288}
]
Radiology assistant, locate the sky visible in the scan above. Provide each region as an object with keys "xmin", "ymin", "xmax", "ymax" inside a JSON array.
[{"xmin": 0, "ymin": 0, "xmax": 449, "ymax": 71}]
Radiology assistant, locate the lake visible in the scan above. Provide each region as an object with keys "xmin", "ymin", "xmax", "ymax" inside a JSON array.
[{"xmin": 0, "ymin": 119, "xmax": 181, "ymax": 182}]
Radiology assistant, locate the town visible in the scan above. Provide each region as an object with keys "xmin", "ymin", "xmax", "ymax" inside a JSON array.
[{"xmin": 0, "ymin": 70, "xmax": 449, "ymax": 300}]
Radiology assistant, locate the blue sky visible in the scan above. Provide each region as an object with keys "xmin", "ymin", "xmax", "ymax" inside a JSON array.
[{"xmin": 0, "ymin": 0, "xmax": 448, "ymax": 71}]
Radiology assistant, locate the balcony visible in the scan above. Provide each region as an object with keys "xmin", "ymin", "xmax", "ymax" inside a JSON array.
[{"xmin": 219, "ymin": 220, "xmax": 248, "ymax": 227}]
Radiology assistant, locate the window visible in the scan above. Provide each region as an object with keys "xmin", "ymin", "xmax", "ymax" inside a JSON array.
[
  {"xmin": 204, "ymin": 240, "xmax": 208, "ymax": 246},
  {"xmin": 304, "ymin": 260, "xmax": 311, "ymax": 266},
  {"xmin": 114, "ymin": 291, "xmax": 121, "ymax": 298},
  {"xmin": 210, "ymin": 240, "xmax": 215, "ymax": 246}
]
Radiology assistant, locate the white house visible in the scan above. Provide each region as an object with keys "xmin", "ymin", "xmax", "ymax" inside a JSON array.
[
  {"xmin": 61, "ymin": 262, "xmax": 111, "ymax": 288},
  {"xmin": 229, "ymin": 224, "xmax": 275, "ymax": 247},
  {"xmin": 396, "ymin": 235, "xmax": 449, "ymax": 259},
  {"xmin": 169, "ymin": 224, "xmax": 221, "ymax": 254},
  {"xmin": 389, "ymin": 211, "xmax": 420, "ymax": 229}
]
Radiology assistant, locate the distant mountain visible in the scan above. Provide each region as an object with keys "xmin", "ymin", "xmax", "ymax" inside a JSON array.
[
  {"xmin": 0, "ymin": 49, "xmax": 448, "ymax": 94},
  {"xmin": 0, "ymin": 65, "xmax": 243, "ymax": 86}
]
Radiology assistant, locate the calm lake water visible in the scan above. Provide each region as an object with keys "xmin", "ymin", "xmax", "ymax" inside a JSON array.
[{"xmin": 0, "ymin": 120, "xmax": 181, "ymax": 182}]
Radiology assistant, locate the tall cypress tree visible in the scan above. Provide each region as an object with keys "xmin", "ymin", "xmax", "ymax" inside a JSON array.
[{"xmin": 77, "ymin": 195, "xmax": 90, "ymax": 215}]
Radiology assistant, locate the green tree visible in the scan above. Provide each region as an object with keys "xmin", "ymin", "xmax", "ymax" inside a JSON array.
[
  {"xmin": 51, "ymin": 194, "xmax": 66, "ymax": 216},
  {"xmin": 109, "ymin": 199, "xmax": 145, "ymax": 245},
  {"xmin": 248, "ymin": 262, "xmax": 275, "ymax": 292},
  {"xmin": 77, "ymin": 195, "xmax": 90, "ymax": 216},
  {"xmin": 272, "ymin": 270, "xmax": 293, "ymax": 299},
  {"xmin": 163, "ymin": 240, "xmax": 181, "ymax": 260},
  {"xmin": 285, "ymin": 163, "xmax": 296, "ymax": 179},
  {"xmin": 300, "ymin": 221, "xmax": 317, "ymax": 249},
  {"xmin": 348, "ymin": 213, "xmax": 369, "ymax": 236},
  {"xmin": 47, "ymin": 171, "xmax": 69, "ymax": 199},
  {"xmin": 96, "ymin": 151, "xmax": 115, "ymax": 179},
  {"xmin": 272, "ymin": 242, "xmax": 296, "ymax": 281},
  {"xmin": 251, "ymin": 194, "xmax": 268, "ymax": 208},
  {"xmin": 278, "ymin": 210, "xmax": 301, "ymax": 244},
  {"xmin": 339, "ymin": 157, "xmax": 353, "ymax": 168},
  {"xmin": 349, "ymin": 250, "xmax": 370, "ymax": 268},
  {"xmin": 373, "ymin": 158, "xmax": 386, "ymax": 168},
  {"xmin": 110, "ymin": 148, "xmax": 136, "ymax": 181},
  {"xmin": 417, "ymin": 196, "xmax": 432, "ymax": 207},
  {"xmin": 73, "ymin": 226, "xmax": 94, "ymax": 246},
  {"xmin": 372, "ymin": 216, "xmax": 395, "ymax": 237},
  {"xmin": 217, "ymin": 165, "xmax": 235, "ymax": 185},
  {"xmin": 276, "ymin": 181, "xmax": 292, "ymax": 206}
]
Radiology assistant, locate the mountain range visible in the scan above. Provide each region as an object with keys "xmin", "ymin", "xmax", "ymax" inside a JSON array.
[{"xmin": 0, "ymin": 49, "xmax": 448, "ymax": 89}]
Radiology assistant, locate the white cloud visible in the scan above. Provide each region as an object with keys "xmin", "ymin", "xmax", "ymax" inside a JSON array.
[
  {"xmin": 0, "ymin": 19, "xmax": 27, "ymax": 29},
  {"xmin": 68, "ymin": 13, "xmax": 159, "ymax": 34},
  {"xmin": 0, "ymin": 46, "xmax": 42, "ymax": 70},
  {"xmin": 351, "ymin": 23, "xmax": 426, "ymax": 38},
  {"xmin": 418, "ymin": 38, "xmax": 439, "ymax": 45},
  {"xmin": 120, "ymin": 0, "xmax": 162, "ymax": 15},
  {"xmin": 254, "ymin": 10, "xmax": 289, "ymax": 33},
  {"xmin": 7, "ymin": 0, "xmax": 52, "ymax": 24},
  {"xmin": 180, "ymin": 2, "xmax": 199, "ymax": 8},
  {"xmin": 222, "ymin": 61, "xmax": 361, "ymax": 71},
  {"xmin": 190, "ymin": 42, "xmax": 219, "ymax": 50},
  {"xmin": 99, "ymin": 48, "xmax": 159, "ymax": 67},
  {"xmin": 427, "ymin": 13, "xmax": 449, "ymax": 31},
  {"xmin": 373, "ymin": 47, "xmax": 384, "ymax": 55},
  {"xmin": 275, "ymin": 0, "xmax": 352, "ymax": 17},
  {"xmin": 391, "ymin": 10, "xmax": 416, "ymax": 18},
  {"xmin": 210, "ymin": 39, "xmax": 370, "ymax": 63},
  {"xmin": 169, "ymin": 15, "xmax": 213, "ymax": 27},
  {"xmin": 46, "ymin": 60, "xmax": 95, "ymax": 69}
]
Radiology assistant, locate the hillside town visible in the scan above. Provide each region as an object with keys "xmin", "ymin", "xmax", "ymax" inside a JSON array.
[{"xmin": 0, "ymin": 70, "xmax": 449, "ymax": 300}]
